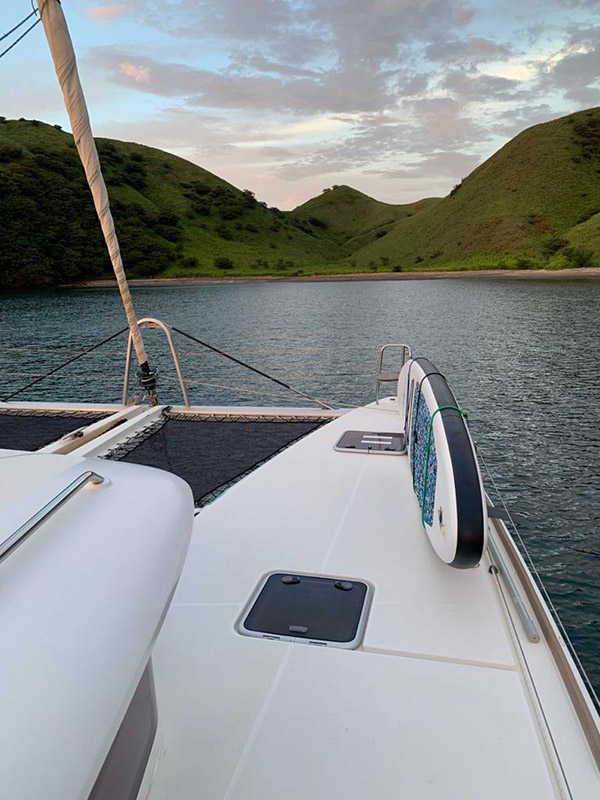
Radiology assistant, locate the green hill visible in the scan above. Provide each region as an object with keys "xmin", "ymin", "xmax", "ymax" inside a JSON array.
[
  {"xmin": 352, "ymin": 107, "xmax": 600, "ymax": 270},
  {"xmin": 289, "ymin": 185, "xmax": 441, "ymax": 252},
  {"xmin": 566, "ymin": 212, "xmax": 600, "ymax": 258},
  {"xmin": 1, "ymin": 108, "xmax": 599, "ymax": 288},
  {"xmin": 0, "ymin": 118, "xmax": 344, "ymax": 288}
]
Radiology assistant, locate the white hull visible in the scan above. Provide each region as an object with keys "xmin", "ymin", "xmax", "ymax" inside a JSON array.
[{"xmin": 0, "ymin": 397, "xmax": 598, "ymax": 798}]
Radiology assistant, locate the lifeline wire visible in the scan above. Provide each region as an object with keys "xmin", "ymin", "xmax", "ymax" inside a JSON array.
[
  {"xmin": 1, "ymin": 327, "xmax": 128, "ymax": 402},
  {"xmin": 171, "ymin": 326, "xmax": 335, "ymax": 410},
  {"xmin": 477, "ymin": 443, "xmax": 600, "ymax": 709}
]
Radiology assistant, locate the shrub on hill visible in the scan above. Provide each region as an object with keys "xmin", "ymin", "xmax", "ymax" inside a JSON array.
[
  {"xmin": 542, "ymin": 237, "xmax": 568, "ymax": 256},
  {"xmin": 0, "ymin": 143, "xmax": 22, "ymax": 162},
  {"xmin": 563, "ymin": 246, "xmax": 595, "ymax": 267},
  {"xmin": 0, "ymin": 142, "xmax": 180, "ymax": 287}
]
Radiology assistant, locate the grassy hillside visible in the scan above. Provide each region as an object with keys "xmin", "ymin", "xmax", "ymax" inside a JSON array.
[
  {"xmin": 289, "ymin": 185, "xmax": 441, "ymax": 252},
  {"xmin": 352, "ymin": 108, "xmax": 600, "ymax": 270},
  {"xmin": 1, "ymin": 108, "xmax": 599, "ymax": 287},
  {"xmin": 0, "ymin": 118, "xmax": 343, "ymax": 287},
  {"xmin": 566, "ymin": 212, "xmax": 600, "ymax": 258}
]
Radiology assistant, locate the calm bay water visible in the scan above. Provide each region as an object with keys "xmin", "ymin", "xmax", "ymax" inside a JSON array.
[{"xmin": 1, "ymin": 278, "xmax": 599, "ymax": 695}]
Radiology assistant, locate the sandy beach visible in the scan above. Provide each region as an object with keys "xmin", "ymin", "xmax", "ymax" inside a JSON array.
[{"xmin": 67, "ymin": 267, "xmax": 600, "ymax": 288}]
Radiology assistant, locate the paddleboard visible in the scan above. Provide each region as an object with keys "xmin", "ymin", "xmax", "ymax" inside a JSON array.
[{"xmin": 399, "ymin": 357, "xmax": 487, "ymax": 568}]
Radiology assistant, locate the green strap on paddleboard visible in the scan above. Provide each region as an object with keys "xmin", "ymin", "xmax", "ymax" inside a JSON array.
[{"xmin": 421, "ymin": 405, "xmax": 468, "ymax": 527}]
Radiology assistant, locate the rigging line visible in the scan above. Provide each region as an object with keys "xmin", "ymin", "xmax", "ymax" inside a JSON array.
[
  {"xmin": 0, "ymin": 327, "xmax": 128, "ymax": 402},
  {"xmin": 0, "ymin": 371, "xmax": 124, "ymax": 382},
  {"xmin": 160, "ymin": 374, "xmax": 287, "ymax": 403},
  {"xmin": 0, "ymin": 17, "xmax": 41, "ymax": 59},
  {"xmin": 477, "ymin": 443, "xmax": 600, "ymax": 708},
  {"xmin": 0, "ymin": 8, "xmax": 37, "ymax": 42},
  {"xmin": 171, "ymin": 326, "xmax": 335, "ymax": 410}
]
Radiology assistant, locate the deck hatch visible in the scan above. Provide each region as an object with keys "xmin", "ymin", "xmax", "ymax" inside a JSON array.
[
  {"xmin": 334, "ymin": 430, "xmax": 404, "ymax": 454},
  {"xmin": 240, "ymin": 573, "xmax": 371, "ymax": 649}
]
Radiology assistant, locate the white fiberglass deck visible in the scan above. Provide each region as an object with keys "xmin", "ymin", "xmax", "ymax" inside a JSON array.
[{"xmin": 146, "ymin": 399, "xmax": 599, "ymax": 800}]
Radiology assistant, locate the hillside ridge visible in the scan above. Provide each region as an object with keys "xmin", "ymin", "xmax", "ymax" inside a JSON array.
[
  {"xmin": 1, "ymin": 107, "xmax": 599, "ymax": 287},
  {"xmin": 352, "ymin": 107, "xmax": 600, "ymax": 270}
]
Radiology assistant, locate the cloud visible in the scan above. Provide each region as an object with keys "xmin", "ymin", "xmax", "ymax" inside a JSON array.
[
  {"xmin": 125, "ymin": 0, "xmax": 478, "ymax": 70},
  {"xmin": 408, "ymin": 97, "xmax": 487, "ymax": 142},
  {"xmin": 119, "ymin": 62, "xmax": 151, "ymax": 83},
  {"xmin": 89, "ymin": 47, "xmax": 398, "ymax": 113},
  {"xmin": 442, "ymin": 70, "xmax": 529, "ymax": 103},
  {"xmin": 534, "ymin": 28, "xmax": 600, "ymax": 105},
  {"xmin": 492, "ymin": 103, "xmax": 559, "ymax": 136},
  {"xmin": 271, "ymin": 104, "xmax": 488, "ymax": 182},
  {"xmin": 85, "ymin": 4, "xmax": 127, "ymax": 24},
  {"xmin": 365, "ymin": 150, "xmax": 481, "ymax": 180},
  {"xmin": 304, "ymin": 0, "xmax": 475, "ymax": 66},
  {"xmin": 425, "ymin": 36, "xmax": 512, "ymax": 65},
  {"xmin": 71, "ymin": 1, "xmax": 600, "ymax": 208},
  {"xmin": 126, "ymin": 0, "xmax": 297, "ymax": 43}
]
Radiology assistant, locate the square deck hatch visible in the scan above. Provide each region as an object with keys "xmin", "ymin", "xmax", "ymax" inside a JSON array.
[
  {"xmin": 239, "ymin": 573, "xmax": 371, "ymax": 649},
  {"xmin": 334, "ymin": 430, "xmax": 405, "ymax": 454}
]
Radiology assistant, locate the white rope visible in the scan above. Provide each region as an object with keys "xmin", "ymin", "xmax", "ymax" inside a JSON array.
[{"xmin": 37, "ymin": 0, "xmax": 147, "ymax": 368}]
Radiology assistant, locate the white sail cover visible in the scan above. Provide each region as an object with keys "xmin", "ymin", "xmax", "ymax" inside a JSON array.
[{"xmin": 37, "ymin": 0, "xmax": 147, "ymax": 366}]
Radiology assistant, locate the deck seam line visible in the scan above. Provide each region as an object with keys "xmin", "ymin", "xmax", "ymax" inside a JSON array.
[
  {"xmin": 319, "ymin": 459, "xmax": 369, "ymax": 570},
  {"xmin": 222, "ymin": 645, "xmax": 293, "ymax": 800},
  {"xmin": 361, "ymin": 645, "xmax": 517, "ymax": 672},
  {"xmin": 171, "ymin": 601, "xmax": 241, "ymax": 607}
]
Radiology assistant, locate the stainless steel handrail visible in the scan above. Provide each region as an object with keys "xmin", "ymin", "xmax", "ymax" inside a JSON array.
[
  {"xmin": 487, "ymin": 529, "xmax": 540, "ymax": 643},
  {"xmin": 0, "ymin": 470, "xmax": 104, "ymax": 564},
  {"xmin": 122, "ymin": 318, "xmax": 190, "ymax": 407},
  {"xmin": 487, "ymin": 508, "xmax": 600, "ymax": 769},
  {"xmin": 375, "ymin": 343, "xmax": 412, "ymax": 404}
]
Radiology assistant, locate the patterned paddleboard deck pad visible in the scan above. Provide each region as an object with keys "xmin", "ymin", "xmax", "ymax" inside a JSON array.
[
  {"xmin": 399, "ymin": 357, "xmax": 487, "ymax": 569},
  {"xmin": 334, "ymin": 430, "xmax": 405, "ymax": 454}
]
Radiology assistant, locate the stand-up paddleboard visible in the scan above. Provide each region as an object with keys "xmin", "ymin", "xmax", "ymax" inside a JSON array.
[{"xmin": 398, "ymin": 357, "xmax": 487, "ymax": 568}]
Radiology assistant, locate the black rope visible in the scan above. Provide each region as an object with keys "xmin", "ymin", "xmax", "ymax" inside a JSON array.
[
  {"xmin": 0, "ymin": 16, "xmax": 41, "ymax": 60},
  {"xmin": 171, "ymin": 326, "xmax": 334, "ymax": 410},
  {"xmin": 1, "ymin": 327, "xmax": 129, "ymax": 402},
  {"xmin": 0, "ymin": 8, "xmax": 38, "ymax": 43}
]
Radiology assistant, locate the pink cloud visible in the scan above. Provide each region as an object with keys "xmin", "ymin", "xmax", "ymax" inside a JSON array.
[
  {"xmin": 86, "ymin": 4, "xmax": 127, "ymax": 25},
  {"xmin": 119, "ymin": 62, "xmax": 151, "ymax": 83}
]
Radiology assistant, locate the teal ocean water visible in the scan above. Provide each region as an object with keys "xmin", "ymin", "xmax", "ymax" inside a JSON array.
[{"xmin": 1, "ymin": 278, "xmax": 599, "ymax": 696}]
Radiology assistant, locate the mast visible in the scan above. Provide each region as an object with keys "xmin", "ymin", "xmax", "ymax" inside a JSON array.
[{"xmin": 36, "ymin": 0, "xmax": 158, "ymax": 404}]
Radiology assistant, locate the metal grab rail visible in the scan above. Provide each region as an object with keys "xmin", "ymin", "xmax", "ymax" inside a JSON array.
[
  {"xmin": 122, "ymin": 318, "xmax": 190, "ymax": 407},
  {"xmin": 486, "ymin": 528, "xmax": 540, "ymax": 643},
  {"xmin": 375, "ymin": 343, "xmax": 411, "ymax": 404},
  {"xmin": 0, "ymin": 470, "xmax": 104, "ymax": 564}
]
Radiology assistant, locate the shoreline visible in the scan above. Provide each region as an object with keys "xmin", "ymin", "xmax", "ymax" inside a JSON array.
[{"xmin": 64, "ymin": 267, "xmax": 600, "ymax": 288}]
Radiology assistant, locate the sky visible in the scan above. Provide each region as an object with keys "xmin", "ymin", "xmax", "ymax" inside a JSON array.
[{"xmin": 1, "ymin": 0, "xmax": 599, "ymax": 209}]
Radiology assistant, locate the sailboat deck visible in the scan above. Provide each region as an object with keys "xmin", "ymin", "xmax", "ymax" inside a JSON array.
[
  {"xmin": 145, "ymin": 399, "xmax": 599, "ymax": 799},
  {"xmin": 1, "ymin": 398, "xmax": 598, "ymax": 796}
]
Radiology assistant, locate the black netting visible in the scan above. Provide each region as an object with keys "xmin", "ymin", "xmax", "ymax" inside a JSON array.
[
  {"xmin": 118, "ymin": 418, "xmax": 327, "ymax": 505},
  {"xmin": 0, "ymin": 411, "xmax": 108, "ymax": 451}
]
